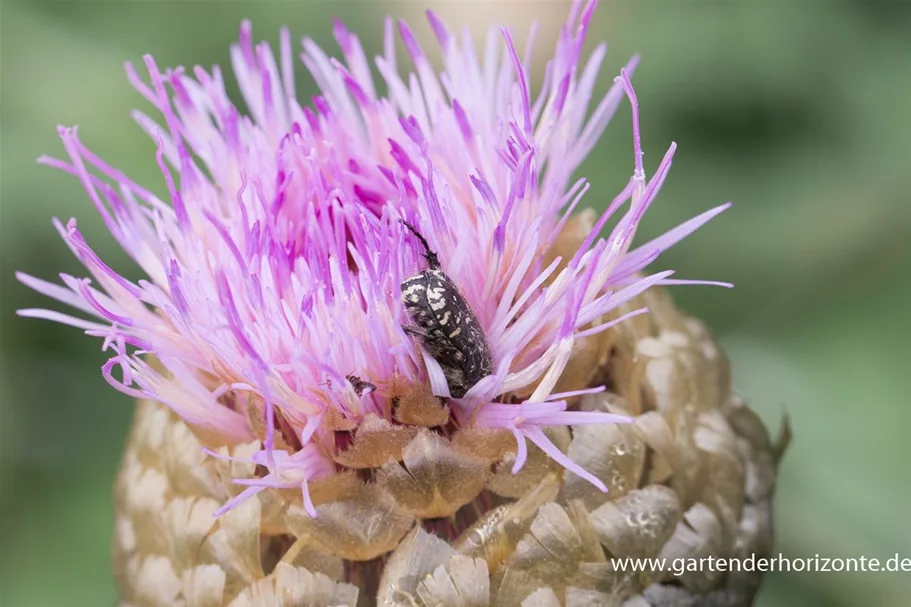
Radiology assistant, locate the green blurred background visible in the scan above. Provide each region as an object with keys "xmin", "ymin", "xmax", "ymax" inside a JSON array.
[{"xmin": 1, "ymin": 1, "xmax": 909, "ymax": 605}]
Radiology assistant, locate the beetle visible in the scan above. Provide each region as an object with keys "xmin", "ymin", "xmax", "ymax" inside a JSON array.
[{"xmin": 399, "ymin": 220, "xmax": 492, "ymax": 398}]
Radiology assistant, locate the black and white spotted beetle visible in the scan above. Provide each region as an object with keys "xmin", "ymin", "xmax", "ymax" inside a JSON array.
[{"xmin": 399, "ymin": 220, "xmax": 493, "ymax": 398}]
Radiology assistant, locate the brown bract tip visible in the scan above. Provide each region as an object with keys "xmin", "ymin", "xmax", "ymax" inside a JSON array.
[
  {"xmin": 332, "ymin": 413, "xmax": 418, "ymax": 468},
  {"xmin": 390, "ymin": 375, "xmax": 450, "ymax": 427}
]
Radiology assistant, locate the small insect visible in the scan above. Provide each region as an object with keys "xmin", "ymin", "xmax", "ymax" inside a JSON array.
[
  {"xmin": 399, "ymin": 220, "xmax": 493, "ymax": 398},
  {"xmin": 346, "ymin": 373, "xmax": 377, "ymax": 397}
]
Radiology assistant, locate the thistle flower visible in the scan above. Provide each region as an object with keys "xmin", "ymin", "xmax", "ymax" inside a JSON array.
[{"xmin": 17, "ymin": 1, "xmax": 787, "ymax": 605}]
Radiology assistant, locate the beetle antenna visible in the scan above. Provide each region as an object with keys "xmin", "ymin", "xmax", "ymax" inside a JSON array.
[{"xmin": 399, "ymin": 219, "xmax": 440, "ymax": 269}]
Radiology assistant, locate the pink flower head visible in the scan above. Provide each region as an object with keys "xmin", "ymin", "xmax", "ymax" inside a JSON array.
[{"xmin": 17, "ymin": 0, "xmax": 731, "ymax": 516}]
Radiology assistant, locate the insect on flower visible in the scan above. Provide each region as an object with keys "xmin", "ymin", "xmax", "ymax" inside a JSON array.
[
  {"xmin": 13, "ymin": 4, "xmax": 790, "ymax": 602},
  {"xmin": 399, "ymin": 220, "xmax": 493, "ymax": 399},
  {"xmin": 345, "ymin": 373, "xmax": 376, "ymax": 397}
]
